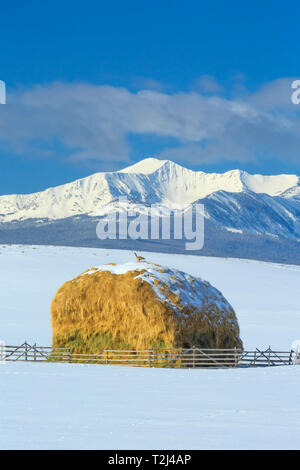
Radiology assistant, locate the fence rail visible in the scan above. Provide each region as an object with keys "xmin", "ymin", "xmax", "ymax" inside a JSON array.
[{"xmin": 2, "ymin": 342, "xmax": 297, "ymax": 368}]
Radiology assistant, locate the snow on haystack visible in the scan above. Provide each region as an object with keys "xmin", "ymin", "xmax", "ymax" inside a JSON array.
[{"xmin": 51, "ymin": 261, "xmax": 243, "ymax": 354}]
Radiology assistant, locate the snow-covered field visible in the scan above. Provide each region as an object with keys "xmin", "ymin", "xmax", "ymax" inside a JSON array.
[
  {"xmin": 1, "ymin": 362, "xmax": 300, "ymax": 450},
  {"xmin": 0, "ymin": 244, "xmax": 300, "ymax": 449}
]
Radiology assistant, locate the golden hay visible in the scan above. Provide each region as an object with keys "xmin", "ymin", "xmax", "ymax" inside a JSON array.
[{"xmin": 50, "ymin": 263, "xmax": 243, "ymax": 354}]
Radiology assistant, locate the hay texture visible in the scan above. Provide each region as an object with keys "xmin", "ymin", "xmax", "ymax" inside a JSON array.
[{"xmin": 51, "ymin": 261, "xmax": 243, "ymax": 354}]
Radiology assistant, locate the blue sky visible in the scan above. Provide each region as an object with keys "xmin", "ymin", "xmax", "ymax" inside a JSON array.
[{"xmin": 0, "ymin": 0, "xmax": 300, "ymax": 194}]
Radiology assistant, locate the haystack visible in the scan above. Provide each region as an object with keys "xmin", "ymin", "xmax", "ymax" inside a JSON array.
[{"xmin": 51, "ymin": 261, "xmax": 243, "ymax": 353}]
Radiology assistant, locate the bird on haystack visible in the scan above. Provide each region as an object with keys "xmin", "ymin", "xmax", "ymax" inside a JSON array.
[{"xmin": 134, "ymin": 252, "xmax": 146, "ymax": 262}]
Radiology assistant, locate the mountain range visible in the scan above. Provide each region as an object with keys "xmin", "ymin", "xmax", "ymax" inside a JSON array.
[{"xmin": 1, "ymin": 158, "xmax": 299, "ymax": 264}]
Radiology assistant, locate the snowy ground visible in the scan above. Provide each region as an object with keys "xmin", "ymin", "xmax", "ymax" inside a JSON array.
[
  {"xmin": 0, "ymin": 244, "xmax": 300, "ymax": 449},
  {"xmin": 1, "ymin": 362, "xmax": 300, "ymax": 450}
]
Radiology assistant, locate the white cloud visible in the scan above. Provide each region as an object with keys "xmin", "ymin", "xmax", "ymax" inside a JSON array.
[
  {"xmin": 193, "ymin": 75, "xmax": 224, "ymax": 94},
  {"xmin": 0, "ymin": 78, "xmax": 299, "ymax": 169}
]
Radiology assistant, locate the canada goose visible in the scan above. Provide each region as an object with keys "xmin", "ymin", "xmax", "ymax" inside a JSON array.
[{"xmin": 134, "ymin": 252, "xmax": 145, "ymax": 262}]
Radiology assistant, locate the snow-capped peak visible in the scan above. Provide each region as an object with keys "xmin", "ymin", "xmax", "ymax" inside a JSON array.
[
  {"xmin": 119, "ymin": 158, "xmax": 299, "ymax": 197},
  {"xmin": 119, "ymin": 157, "xmax": 168, "ymax": 174},
  {"xmin": 240, "ymin": 172, "xmax": 299, "ymax": 197}
]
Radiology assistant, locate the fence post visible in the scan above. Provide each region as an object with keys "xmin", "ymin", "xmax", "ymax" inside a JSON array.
[
  {"xmin": 68, "ymin": 348, "xmax": 72, "ymax": 364},
  {"xmin": 25, "ymin": 341, "xmax": 28, "ymax": 361},
  {"xmin": 62, "ymin": 348, "xmax": 67, "ymax": 363},
  {"xmin": 34, "ymin": 343, "xmax": 37, "ymax": 362},
  {"xmin": 268, "ymin": 346, "xmax": 271, "ymax": 366},
  {"xmin": 149, "ymin": 349, "xmax": 153, "ymax": 368},
  {"xmin": 105, "ymin": 349, "xmax": 109, "ymax": 365},
  {"xmin": 192, "ymin": 346, "xmax": 196, "ymax": 368}
]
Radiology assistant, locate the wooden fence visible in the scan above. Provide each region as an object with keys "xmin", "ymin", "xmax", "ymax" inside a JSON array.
[{"xmin": 2, "ymin": 342, "xmax": 297, "ymax": 368}]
